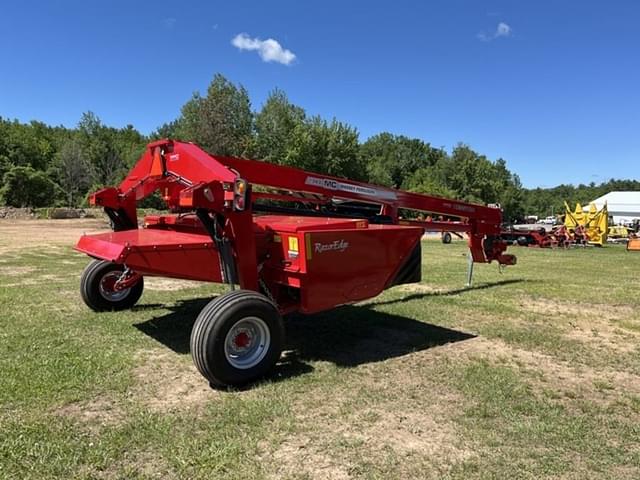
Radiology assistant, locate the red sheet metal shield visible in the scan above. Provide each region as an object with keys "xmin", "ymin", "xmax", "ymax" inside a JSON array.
[
  {"xmin": 299, "ymin": 225, "xmax": 422, "ymax": 313},
  {"xmin": 76, "ymin": 229, "xmax": 223, "ymax": 282}
]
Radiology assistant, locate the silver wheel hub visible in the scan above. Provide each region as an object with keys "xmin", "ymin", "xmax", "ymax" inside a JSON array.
[
  {"xmin": 224, "ymin": 317, "xmax": 271, "ymax": 370},
  {"xmin": 98, "ymin": 271, "xmax": 132, "ymax": 302}
]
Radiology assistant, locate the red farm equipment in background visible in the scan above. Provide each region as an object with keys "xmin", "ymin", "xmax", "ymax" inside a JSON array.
[
  {"xmin": 500, "ymin": 225, "xmax": 589, "ymax": 249},
  {"xmin": 76, "ymin": 140, "xmax": 516, "ymax": 387}
]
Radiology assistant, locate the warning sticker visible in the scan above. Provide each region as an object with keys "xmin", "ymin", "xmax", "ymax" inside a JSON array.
[{"xmin": 288, "ymin": 236, "xmax": 299, "ymax": 258}]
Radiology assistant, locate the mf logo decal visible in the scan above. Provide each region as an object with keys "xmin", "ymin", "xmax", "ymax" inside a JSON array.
[
  {"xmin": 314, "ymin": 239, "xmax": 349, "ymax": 254},
  {"xmin": 304, "ymin": 176, "xmax": 397, "ymax": 201},
  {"xmin": 442, "ymin": 201, "xmax": 475, "ymax": 213}
]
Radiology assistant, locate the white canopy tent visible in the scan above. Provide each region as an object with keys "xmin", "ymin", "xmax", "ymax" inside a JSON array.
[{"xmin": 589, "ymin": 191, "xmax": 640, "ymax": 225}]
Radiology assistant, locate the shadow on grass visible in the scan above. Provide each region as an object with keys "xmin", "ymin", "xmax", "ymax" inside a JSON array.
[
  {"xmin": 132, "ymin": 280, "xmax": 521, "ymax": 380},
  {"xmin": 371, "ymin": 278, "xmax": 527, "ymax": 307},
  {"xmin": 134, "ymin": 297, "xmax": 210, "ymax": 354},
  {"xmin": 282, "ymin": 306, "xmax": 475, "ymax": 368},
  {"xmin": 133, "ymin": 296, "xmax": 318, "ymax": 383}
]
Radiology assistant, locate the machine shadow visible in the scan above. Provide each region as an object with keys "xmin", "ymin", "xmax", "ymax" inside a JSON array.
[
  {"xmin": 134, "ymin": 297, "xmax": 210, "ymax": 354},
  {"xmin": 132, "ymin": 280, "xmax": 512, "ymax": 378},
  {"xmin": 282, "ymin": 306, "xmax": 475, "ymax": 368},
  {"xmin": 370, "ymin": 278, "xmax": 527, "ymax": 308}
]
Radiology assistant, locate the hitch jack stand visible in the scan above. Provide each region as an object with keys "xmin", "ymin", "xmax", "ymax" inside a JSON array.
[{"xmin": 465, "ymin": 252, "xmax": 474, "ymax": 288}]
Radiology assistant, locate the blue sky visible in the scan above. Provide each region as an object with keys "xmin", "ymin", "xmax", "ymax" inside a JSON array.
[{"xmin": 1, "ymin": 1, "xmax": 638, "ymax": 188}]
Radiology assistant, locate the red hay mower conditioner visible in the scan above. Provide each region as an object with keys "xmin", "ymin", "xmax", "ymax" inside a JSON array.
[{"xmin": 76, "ymin": 140, "xmax": 516, "ymax": 387}]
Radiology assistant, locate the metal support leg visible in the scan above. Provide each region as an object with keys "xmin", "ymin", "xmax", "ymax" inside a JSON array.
[{"xmin": 465, "ymin": 252, "xmax": 474, "ymax": 288}]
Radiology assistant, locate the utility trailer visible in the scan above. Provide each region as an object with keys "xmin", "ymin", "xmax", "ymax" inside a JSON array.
[{"xmin": 76, "ymin": 140, "xmax": 516, "ymax": 387}]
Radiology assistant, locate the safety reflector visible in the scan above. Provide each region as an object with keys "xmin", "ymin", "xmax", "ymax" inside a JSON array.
[{"xmin": 233, "ymin": 178, "xmax": 248, "ymax": 211}]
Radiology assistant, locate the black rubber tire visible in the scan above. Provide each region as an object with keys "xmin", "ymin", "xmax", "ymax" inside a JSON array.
[
  {"xmin": 80, "ymin": 259, "xmax": 144, "ymax": 312},
  {"xmin": 190, "ymin": 289, "xmax": 284, "ymax": 388},
  {"xmin": 442, "ymin": 232, "xmax": 452, "ymax": 244}
]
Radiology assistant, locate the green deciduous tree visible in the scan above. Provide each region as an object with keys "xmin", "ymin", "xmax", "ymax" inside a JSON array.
[
  {"xmin": 1, "ymin": 73, "xmax": 638, "ymax": 223},
  {"xmin": 76, "ymin": 112, "xmax": 144, "ymax": 188},
  {"xmin": 0, "ymin": 155, "xmax": 12, "ymax": 187},
  {"xmin": 252, "ymin": 89, "xmax": 306, "ymax": 163},
  {"xmin": 176, "ymin": 74, "xmax": 253, "ymax": 156},
  {"xmin": 360, "ymin": 133, "xmax": 446, "ymax": 188},
  {"xmin": 0, "ymin": 118, "xmax": 56, "ymax": 171},
  {"xmin": 284, "ymin": 116, "xmax": 363, "ymax": 180},
  {"xmin": 404, "ymin": 144, "xmax": 523, "ymax": 220},
  {"xmin": 0, "ymin": 166, "xmax": 59, "ymax": 207},
  {"xmin": 152, "ymin": 120, "xmax": 181, "ymax": 140},
  {"xmin": 448, "ymin": 144, "xmax": 496, "ymax": 203},
  {"xmin": 54, "ymin": 139, "xmax": 92, "ymax": 207},
  {"xmin": 405, "ymin": 161, "xmax": 459, "ymax": 199},
  {"xmin": 493, "ymin": 158, "xmax": 524, "ymax": 222}
]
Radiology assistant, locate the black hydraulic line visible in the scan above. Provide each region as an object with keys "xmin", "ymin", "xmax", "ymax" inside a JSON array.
[
  {"xmin": 105, "ymin": 207, "xmax": 137, "ymax": 231},
  {"xmin": 196, "ymin": 208, "xmax": 238, "ymax": 287}
]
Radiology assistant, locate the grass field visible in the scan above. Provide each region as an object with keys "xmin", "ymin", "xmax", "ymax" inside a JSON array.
[{"xmin": 1, "ymin": 219, "xmax": 639, "ymax": 479}]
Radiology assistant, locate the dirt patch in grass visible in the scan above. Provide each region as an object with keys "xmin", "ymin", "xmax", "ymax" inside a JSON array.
[
  {"xmin": 563, "ymin": 324, "xmax": 638, "ymax": 355},
  {"xmin": 261, "ymin": 348, "xmax": 474, "ymax": 478},
  {"xmin": 144, "ymin": 278, "xmax": 204, "ymax": 291},
  {"xmin": 54, "ymin": 396, "xmax": 125, "ymax": 430},
  {"xmin": 60, "ymin": 259, "xmax": 81, "ymax": 265},
  {"xmin": 4, "ymin": 280, "xmax": 41, "ymax": 287},
  {"xmin": 518, "ymin": 296, "xmax": 639, "ymax": 354},
  {"xmin": 397, "ymin": 283, "xmax": 446, "ymax": 295},
  {"xmin": 82, "ymin": 450, "xmax": 176, "ymax": 480},
  {"xmin": 263, "ymin": 398, "xmax": 472, "ymax": 478},
  {"xmin": 130, "ymin": 349, "xmax": 218, "ymax": 411},
  {"xmin": 358, "ymin": 407, "xmax": 470, "ymax": 458},
  {"xmin": 265, "ymin": 435, "xmax": 351, "ymax": 480},
  {"xmin": 3, "ymin": 273, "xmax": 65, "ymax": 287},
  {"xmin": 54, "ymin": 349, "xmax": 218, "ymax": 429},
  {"xmin": 519, "ymin": 296, "xmax": 634, "ymax": 322},
  {"xmin": 454, "ymin": 337, "xmax": 640, "ymax": 410},
  {"xmin": 0, "ymin": 265, "xmax": 36, "ymax": 276},
  {"xmin": 0, "ymin": 218, "xmax": 108, "ymax": 253}
]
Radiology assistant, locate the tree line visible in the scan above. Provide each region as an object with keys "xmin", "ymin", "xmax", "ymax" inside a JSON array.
[{"xmin": 1, "ymin": 73, "xmax": 637, "ymax": 222}]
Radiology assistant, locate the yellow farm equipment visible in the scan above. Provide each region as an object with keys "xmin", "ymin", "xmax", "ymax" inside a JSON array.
[
  {"xmin": 564, "ymin": 202, "xmax": 608, "ymax": 246},
  {"xmin": 608, "ymin": 225, "xmax": 630, "ymax": 239}
]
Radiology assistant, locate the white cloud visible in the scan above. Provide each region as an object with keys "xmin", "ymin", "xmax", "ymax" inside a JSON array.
[
  {"xmin": 495, "ymin": 22, "xmax": 512, "ymax": 37},
  {"xmin": 231, "ymin": 33, "xmax": 296, "ymax": 65},
  {"xmin": 163, "ymin": 17, "xmax": 176, "ymax": 29},
  {"xmin": 477, "ymin": 22, "xmax": 512, "ymax": 41}
]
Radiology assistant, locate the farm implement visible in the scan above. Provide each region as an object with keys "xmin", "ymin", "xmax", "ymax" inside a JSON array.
[
  {"xmin": 76, "ymin": 140, "xmax": 516, "ymax": 387},
  {"xmin": 564, "ymin": 202, "xmax": 608, "ymax": 246},
  {"xmin": 500, "ymin": 225, "xmax": 581, "ymax": 248},
  {"xmin": 501, "ymin": 202, "xmax": 610, "ymax": 249}
]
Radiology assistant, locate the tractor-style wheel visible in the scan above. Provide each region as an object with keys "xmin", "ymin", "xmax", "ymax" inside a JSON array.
[
  {"xmin": 80, "ymin": 260, "xmax": 144, "ymax": 312},
  {"xmin": 190, "ymin": 290, "xmax": 284, "ymax": 388},
  {"xmin": 442, "ymin": 232, "xmax": 452, "ymax": 244}
]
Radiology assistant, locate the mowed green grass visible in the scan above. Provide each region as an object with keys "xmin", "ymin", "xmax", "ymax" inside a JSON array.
[{"xmin": 0, "ymin": 222, "xmax": 639, "ymax": 479}]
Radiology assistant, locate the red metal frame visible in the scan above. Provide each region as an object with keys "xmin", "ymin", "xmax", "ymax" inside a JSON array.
[{"xmin": 77, "ymin": 139, "xmax": 515, "ymax": 313}]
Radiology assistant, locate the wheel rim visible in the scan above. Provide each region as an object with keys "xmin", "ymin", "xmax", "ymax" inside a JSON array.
[
  {"xmin": 98, "ymin": 271, "xmax": 131, "ymax": 302},
  {"xmin": 224, "ymin": 317, "xmax": 271, "ymax": 370}
]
